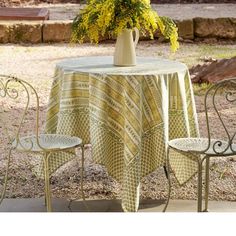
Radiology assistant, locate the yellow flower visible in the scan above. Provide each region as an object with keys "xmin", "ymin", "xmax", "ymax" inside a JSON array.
[
  {"xmin": 142, "ymin": 0, "xmax": 150, "ymax": 5},
  {"xmin": 72, "ymin": 0, "xmax": 179, "ymax": 52}
]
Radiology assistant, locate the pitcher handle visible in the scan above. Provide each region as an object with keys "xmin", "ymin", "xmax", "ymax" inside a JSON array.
[{"xmin": 133, "ymin": 28, "xmax": 139, "ymax": 48}]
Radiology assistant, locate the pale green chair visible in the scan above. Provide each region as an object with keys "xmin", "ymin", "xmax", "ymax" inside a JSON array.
[
  {"xmin": 164, "ymin": 77, "xmax": 236, "ymax": 212},
  {"xmin": 0, "ymin": 75, "xmax": 85, "ymax": 212}
]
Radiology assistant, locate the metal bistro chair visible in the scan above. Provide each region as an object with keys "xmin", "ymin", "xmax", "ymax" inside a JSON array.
[
  {"xmin": 164, "ymin": 77, "xmax": 236, "ymax": 212},
  {"xmin": 0, "ymin": 75, "xmax": 85, "ymax": 212}
]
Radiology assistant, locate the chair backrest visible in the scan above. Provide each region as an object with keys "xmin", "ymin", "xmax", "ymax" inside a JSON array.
[
  {"xmin": 203, "ymin": 77, "xmax": 236, "ymax": 155},
  {"xmin": 0, "ymin": 74, "xmax": 44, "ymax": 151}
]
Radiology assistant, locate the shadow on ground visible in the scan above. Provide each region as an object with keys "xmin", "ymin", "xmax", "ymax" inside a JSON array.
[{"xmin": 1, "ymin": 198, "xmax": 236, "ymax": 212}]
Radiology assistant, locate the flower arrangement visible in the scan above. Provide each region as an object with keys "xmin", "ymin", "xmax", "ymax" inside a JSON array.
[{"xmin": 72, "ymin": 0, "xmax": 179, "ymax": 52}]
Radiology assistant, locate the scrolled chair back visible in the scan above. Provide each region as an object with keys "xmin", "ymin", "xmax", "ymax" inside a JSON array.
[
  {"xmin": 203, "ymin": 77, "xmax": 236, "ymax": 155},
  {"xmin": 0, "ymin": 74, "xmax": 45, "ymax": 152}
]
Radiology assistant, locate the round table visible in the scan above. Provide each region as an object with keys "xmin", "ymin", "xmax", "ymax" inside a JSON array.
[{"xmin": 43, "ymin": 56, "xmax": 199, "ymax": 212}]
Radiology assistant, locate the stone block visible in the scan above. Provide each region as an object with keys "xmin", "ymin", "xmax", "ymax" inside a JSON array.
[
  {"xmin": 43, "ymin": 21, "xmax": 72, "ymax": 42},
  {"xmin": 0, "ymin": 23, "xmax": 10, "ymax": 43},
  {"xmin": 176, "ymin": 19, "xmax": 194, "ymax": 39},
  {"xmin": 194, "ymin": 17, "xmax": 236, "ymax": 39},
  {"xmin": 8, "ymin": 21, "xmax": 42, "ymax": 43},
  {"xmin": 153, "ymin": 20, "xmax": 193, "ymax": 40}
]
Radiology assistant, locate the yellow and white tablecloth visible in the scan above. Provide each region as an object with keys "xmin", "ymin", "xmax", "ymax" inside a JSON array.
[{"xmin": 42, "ymin": 56, "xmax": 199, "ymax": 212}]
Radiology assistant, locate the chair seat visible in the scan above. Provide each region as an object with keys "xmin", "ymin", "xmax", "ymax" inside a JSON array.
[
  {"xmin": 12, "ymin": 134, "xmax": 82, "ymax": 152},
  {"xmin": 169, "ymin": 138, "xmax": 236, "ymax": 156}
]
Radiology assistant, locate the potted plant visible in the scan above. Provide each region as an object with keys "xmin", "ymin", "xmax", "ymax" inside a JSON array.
[{"xmin": 72, "ymin": 0, "xmax": 179, "ymax": 66}]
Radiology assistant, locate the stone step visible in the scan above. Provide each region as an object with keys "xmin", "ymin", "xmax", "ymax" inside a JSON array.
[{"xmin": 0, "ymin": 7, "xmax": 49, "ymax": 20}]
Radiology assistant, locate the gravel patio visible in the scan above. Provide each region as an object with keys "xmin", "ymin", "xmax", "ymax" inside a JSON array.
[{"xmin": 0, "ymin": 42, "xmax": 235, "ymax": 207}]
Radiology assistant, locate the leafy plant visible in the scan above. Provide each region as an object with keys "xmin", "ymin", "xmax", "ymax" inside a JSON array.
[{"xmin": 72, "ymin": 0, "xmax": 179, "ymax": 52}]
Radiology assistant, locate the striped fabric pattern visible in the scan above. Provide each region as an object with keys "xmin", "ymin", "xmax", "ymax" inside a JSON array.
[{"xmin": 40, "ymin": 57, "xmax": 199, "ymax": 212}]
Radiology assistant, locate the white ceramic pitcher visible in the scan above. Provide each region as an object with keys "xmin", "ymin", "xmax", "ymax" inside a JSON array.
[{"xmin": 113, "ymin": 28, "xmax": 139, "ymax": 67}]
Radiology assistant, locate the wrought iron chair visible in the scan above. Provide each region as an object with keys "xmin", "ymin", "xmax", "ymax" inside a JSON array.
[
  {"xmin": 0, "ymin": 75, "xmax": 85, "ymax": 212},
  {"xmin": 164, "ymin": 77, "xmax": 236, "ymax": 212}
]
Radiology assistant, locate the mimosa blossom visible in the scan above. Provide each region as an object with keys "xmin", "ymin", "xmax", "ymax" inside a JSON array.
[{"xmin": 72, "ymin": 0, "xmax": 179, "ymax": 52}]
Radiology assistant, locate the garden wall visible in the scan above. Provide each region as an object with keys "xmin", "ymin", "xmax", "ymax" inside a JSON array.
[{"xmin": 0, "ymin": 17, "xmax": 236, "ymax": 44}]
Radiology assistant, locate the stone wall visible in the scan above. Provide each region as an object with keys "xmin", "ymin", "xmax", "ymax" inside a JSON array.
[{"xmin": 0, "ymin": 18, "xmax": 236, "ymax": 44}]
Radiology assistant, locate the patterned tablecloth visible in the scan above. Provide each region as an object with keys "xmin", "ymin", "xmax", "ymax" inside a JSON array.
[{"xmin": 42, "ymin": 56, "xmax": 199, "ymax": 212}]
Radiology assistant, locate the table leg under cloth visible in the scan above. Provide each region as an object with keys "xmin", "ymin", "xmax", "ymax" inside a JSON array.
[{"xmin": 38, "ymin": 68, "xmax": 199, "ymax": 212}]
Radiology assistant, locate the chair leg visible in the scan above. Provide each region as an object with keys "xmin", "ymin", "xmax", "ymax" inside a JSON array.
[
  {"xmin": 81, "ymin": 145, "xmax": 89, "ymax": 211},
  {"xmin": 81, "ymin": 145, "xmax": 85, "ymax": 201},
  {"xmin": 0, "ymin": 149, "xmax": 12, "ymax": 205},
  {"xmin": 203, "ymin": 157, "xmax": 210, "ymax": 212},
  {"xmin": 163, "ymin": 166, "xmax": 168, "ymax": 179},
  {"xmin": 43, "ymin": 152, "xmax": 52, "ymax": 212},
  {"xmin": 163, "ymin": 146, "xmax": 171, "ymax": 212},
  {"xmin": 44, "ymin": 196, "xmax": 47, "ymax": 206},
  {"xmin": 68, "ymin": 145, "xmax": 89, "ymax": 212},
  {"xmin": 197, "ymin": 158, "xmax": 203, "ymax": 212}
]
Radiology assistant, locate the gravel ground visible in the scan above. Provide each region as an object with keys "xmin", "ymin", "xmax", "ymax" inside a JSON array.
[{"xmin": 0, "ymin": 42, "xmax": 236, "ymax": 203}]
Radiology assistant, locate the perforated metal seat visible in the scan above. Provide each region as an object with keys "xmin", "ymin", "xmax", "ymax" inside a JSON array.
[
  {"xmin": 169, "ymin": 138, "xmax": 236, "ymax": 156},
  {"xmin": 13, "ymin": 134, "xmax": 82, "ymax": 152}
]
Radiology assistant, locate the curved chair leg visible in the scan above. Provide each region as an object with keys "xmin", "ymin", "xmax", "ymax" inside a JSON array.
[
  {"xmin": 0, "ymin": 148, "xmax": 13, "ymax": 205},
  {"xmin": 43, "ymin": 152, "xmax": 52, "ymax": 212},
  {"xmin": 163, "ymin": 146, "xmax": 171, "ymax": 212},
  {"xmin": 203, "ymin": 156, "xmax": 210, "ymax": 212},
  {"xmin": 197, "ymin": 158, "xmax": 204, "ymax": 212}
]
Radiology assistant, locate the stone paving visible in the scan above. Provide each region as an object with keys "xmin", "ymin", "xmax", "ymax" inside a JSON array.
[
  {"xmin": 34, "ymin": 3, "xmax": 236, "ymax": 20},
  {"xmin": 1, "ymin": 198, "xmax": 236, "ymax": 212}
]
